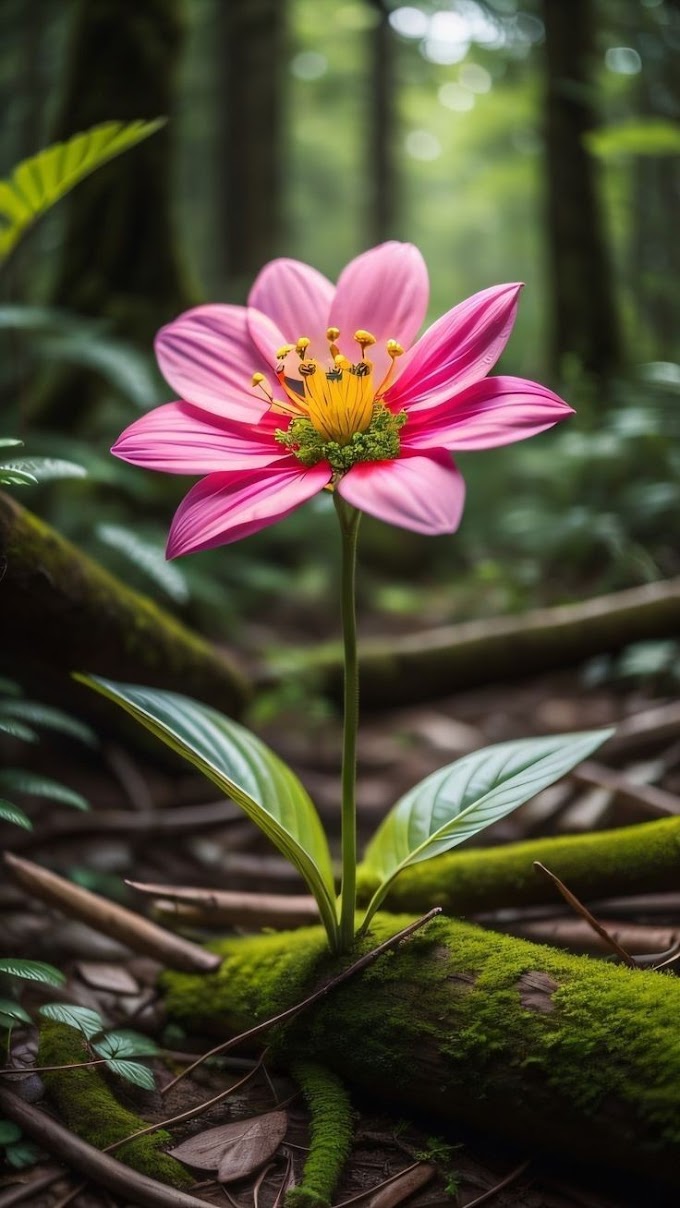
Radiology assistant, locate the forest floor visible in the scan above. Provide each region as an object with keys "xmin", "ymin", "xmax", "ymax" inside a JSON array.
[{"xmin": 2, "ymin": 661, "xmax": 680, "ymax": 1208}]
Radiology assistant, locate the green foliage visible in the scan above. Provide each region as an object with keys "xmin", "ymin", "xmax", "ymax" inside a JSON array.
[
  {"xmin": 360, "ymin": 729, "xmax": 613, "ymax": 930},
  {"xmin": 78, "ymin": 676, "xmax": 340, "ymax": 950},
  {"xmin": 0, "ymin": 959, "xmax": 65, "ymax": 986},
  {"xmin": 586, "ymin": 118, "xmax": 680, "ymax": 158},
  {"xmin": 0, "ymin": 799, "xmax": 32, "ymax": 830},
  {"xmin": 287, "ymin": 1061, "xmax": 354, "ymax": 1208},
  {"xmin": 0, "ymin": 119, "xmax": 165, "ymax": 262},
  {"xmin": 0, "ymin": 770, "xmax": 89, "ymax": 811},
  {"xmin": 39, "ymin": 1004, "xmax": 159, "ymax": 1089}
]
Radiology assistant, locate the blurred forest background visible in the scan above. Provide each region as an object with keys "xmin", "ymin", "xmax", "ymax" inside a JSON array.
[{"xmin": 2, "ymin": 0, "xmax": 679, "ymax": 650}]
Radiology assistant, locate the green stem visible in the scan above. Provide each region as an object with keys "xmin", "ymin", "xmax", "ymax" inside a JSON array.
[{"xmin": 334, "ymin": 494, "xmax": 361, "ymax": 952}]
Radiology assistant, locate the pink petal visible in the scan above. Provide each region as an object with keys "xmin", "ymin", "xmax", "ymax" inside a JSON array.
[
  {"xmin": 112, "ymin": 403, "xmax": 288, "ymax": 474},
  {"xmin": 167, "ymin": 461, "xmax": 332, "ymax": 557},
  {"xmin": 155, "ymin": 305, "xmax": 283, "ymax": 422},
  {"xmin": 402, "ymin": 376, "xmax": 574, "ymax": 452},
  {"xmin": 330, "ymin": 242, "xmax": 429, "ymax": 384},
  {"xmin": 247, "ymin": 258, "xmax": 335, "ymax": 361},
  {"xmin": 387, "ymin": 283, "xmax": 523, "ymax": 413},
  {"xmin": 337, "ymin": 451, "xmax": 465, "ymax": 536}
]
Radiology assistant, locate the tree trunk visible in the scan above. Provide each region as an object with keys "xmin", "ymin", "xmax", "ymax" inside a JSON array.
[
  {"xmin": 162, "ymin": 914, "xmax": 680, "ymax": 1189},
  {"xmin": 0, "ymin": 490, "xmax": 249, "ymax": 718},
  {"xmin": 367, "ymin": 0, "xmax": 397, "ymax": 244},
  {"xmin": 37, "ymin": 0, "xmax": 195, "ymax": 427},
  {"xmin": 269, "ymin": 576, "xmax": 680, "ymax": 707},
  {"xmin": 216, "ymin": 0, "xmax": 285, "ymax": 298},
  {"xmin": 542, "ymin": 0, "xmax": 620, "ymax": 378}
]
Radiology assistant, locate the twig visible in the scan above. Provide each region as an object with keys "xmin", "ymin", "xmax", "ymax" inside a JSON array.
[
  {"xmin": 332, "ymin": 1161, "xmax": 422, "ymax": 1207},
  {"xmin": 3, "ymin": 852, "xmax": 220, "ymax": 974},
  {"xmin": 0, "ymin": 1167, "xmax": 66, "ymax": 1207},
  {"xmin": 533, "ymin": 862, "xmax": 637, "ymax": 967},
  {"xmin": 127, "ymin": 881, "xmax": 319, "ymax": 929},
  {"xmin": 571, "ymin": 761, "xmax": 680, "ymax": 818},
  {"xmin": 0, "ymin": 1084, "xmax": 218, "ymax": 1208},
  {"xmin": 462, "ymin": 1159, "xmax": 531, "ymax": 1207},
  {"xmin": 162, "ymin": 908, "xmax": 442, "ymax": 1096},
  {"xmin": 9, "ymin": 800, "xmax": 246, "ymax": 851}
]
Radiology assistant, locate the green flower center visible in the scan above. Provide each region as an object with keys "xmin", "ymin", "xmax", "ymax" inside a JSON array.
[{"xmin": 275, "ymin": 403, "xmax": 407, "ymax": 473}]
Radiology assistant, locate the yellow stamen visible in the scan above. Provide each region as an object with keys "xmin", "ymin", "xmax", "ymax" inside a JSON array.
[
  {"xmin": 334, "ymin": 354, "xmax": 351, "ymax": 370},
  {"xmin": 251, "ymin": 371, "xmax": 273, "ymax": 402},
  {"xmin": 386, "ymin": 339, "xmax": 404, "ymax": 358},
  {"xmin": 326, "ymin": 326, "xmax": 340, "ymax": 342},
  {"xmin": 303, "ymin": 367, "xmax": 374, "ymax": 443},
  {"xmin": 276, "ymin": 344, "xmax": 295, "ymax": 360},
  {"xmin": 295, "ymin": 337, "xmax": 311, "ymax": 357}
]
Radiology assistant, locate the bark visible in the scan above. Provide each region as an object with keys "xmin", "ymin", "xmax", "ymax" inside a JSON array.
[
  {"xmin": 162, "ymin": 914, "xmax": 680, "ymax": 1189},
  {"xmin": 37, "ymin": 0, "xmax": 195, "ymax": 427},
  {"xmin": 355, "ymin": 816, "xmax": 680, "ymax": 918},
  {"xmin": 216, "ymin": 0, "xmax": 285, "ymax": 296},
  {"xmin": 273, "ymin": 576, "xmax": 680, "ymax": 707},
  {"xmin": 542, "ymin": 0, "xmax": 620, "ymax": 377},
  {"xmin": 0, "ymin": 490, "xmax": 249, "ymax": 718},
  {"xmin": 367, "ymin": 0, "xmax": 397, "ymax": 244}
]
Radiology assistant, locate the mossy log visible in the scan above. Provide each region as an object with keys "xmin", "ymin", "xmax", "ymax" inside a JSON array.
[
  {"xmin": 274, "ymin": 577, "xmax": 680, "ymax": 706},
  {"xmin": 162, "ymin": 915, "xmax": 680, "ymax": 1189},
  {"xmin": 356, "ymin": 816, "xmax": 680, "ymax": 917},
  {"xmin": 0, "ymin": 491, "xmax": 249, "ymax": 717}
]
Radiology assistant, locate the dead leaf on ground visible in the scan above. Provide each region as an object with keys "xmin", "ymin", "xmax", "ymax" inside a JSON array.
[{"xmin": 169, "ymin": 1109, "xmax": 288, "ymax": 1183}]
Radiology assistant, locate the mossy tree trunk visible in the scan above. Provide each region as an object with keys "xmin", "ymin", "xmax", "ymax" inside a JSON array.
[
  {"xmin": 38, "ymin": 0, "xmax": 195, "ymax": 428},
  {"xmin": 163, "ymin": 915, "xmax": 680, "ymax": 1190},
  {"xmin": 542, "ymin": 0, "xmax": 620, "ymax": 379}
]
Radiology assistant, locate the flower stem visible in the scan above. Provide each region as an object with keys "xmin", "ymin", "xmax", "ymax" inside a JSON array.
[{"xmin": 334, "ymin": 493, "xmax": 361, "ymax": 952}]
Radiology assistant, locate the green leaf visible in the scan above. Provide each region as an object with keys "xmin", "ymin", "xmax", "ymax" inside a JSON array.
[
  {"xmin": 0, "ymin": 770, "xmax": 89, "ymax": 811},
  {"xmin": 5, "ymin": 1139, "xmax": 43, "ymax": 1168},
  {"xmin": 0, "ymin": 717, "xmax": 38, "ymax": 743},
  {"xmin": 0, "ymin": 999, "xmax": 32, "ymax": 1026},
  {"xmin": 0, "ymin": 799, "xmax": 33, "ymax": 830},
  {"xmin": 0, "ymin": 467, "xmax": 39, "ymax": 487},
  {"xmin": 96, "ymin": 524, "xmax": 190, "ymax": 602},
  {"xmin": 0, "ymin": 702, "xmax": 96, "ymax": 746},
  {"xmin": 104, "ymin": 1058, "xmax": 155, "ymax": 1090},
  {"xmin": 39, "ymin": 1003, "xmax": 103, "ymax": 1039},
  {"xmin": 0, "ymin": 457, "xmax": 87, "ymax": 483},
  {"xmin": 0, "ymin": 119, "xmax": 165, "ymax": 262},
  {"xmin": 0, "ymin": 1120, "xmax": 22, "ymax": 1145},
  {"xmin": 361, "ymin": 729, "xmax": 614, "ymax": 930},
  {"xmin": 93, "ymin": 1029, "xmax": 160, "ymax": 1059},
  {"xmin": 585, "ymin": 118, "xmax": 680, "ymax": 159},
  {"xmin": 0, "ymin": 959, "xmax": 65, "ymax": 986},
  {"xmin": 0, "ymin": 438, "xmax": 23, "ymax": 449},
  {"xmin": 78, "ymin": 676, "xmax": 339, "ymax": 948}
]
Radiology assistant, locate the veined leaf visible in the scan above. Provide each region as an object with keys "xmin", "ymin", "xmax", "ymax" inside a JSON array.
[
  {"xmin": 0, "ymin": 999, "xmax": 32, "ymax": 1026},
  {"xmin": 96, "ymin": 524, "xmax": 190, "ymax": 602},
  {"xmin": 103, "ymin": 1058, "xmax": 155, "ymax": 1090},
  {"xmin": 0, "ymin": 702, "xmax": 96, "ymax": 746},
  {"xmin": 0, "ymin": 467, "xmax": 38, "ymax": 487},
  {"xmin": 0, "ymin": 717, "xmax": 38, "ymax": 743},
  {"xmin": 0, "ymin": 959, "xmax": 65, "ymax": 987},
  {"xmin": 0, "ymin": 457, "xmax": 87, "ymax": 483},
  {"xmin": 0, "ymin": 119, "xmax": 165, "ymax": 262},
  {"xmin": 93, "ymin": 1030, "xmax": 160, "ymax": 1059},
  {"xmin": 39, "ymin": 1003, "xmax": 103, "ymax": 1039},
  {"xmin": 0, "ymin": 799, "xmax": 32, "ymax": 830},
  {"xmin": 361, "ymin": 729, "xmax": 614, "ymax": 930},
  {"xmin": 0, "ymin": 770, "xmax": 89, "ymax": 811},
  {"xmin": 78, "ymin": 676, "xmax": 339, "ymax": 947}
]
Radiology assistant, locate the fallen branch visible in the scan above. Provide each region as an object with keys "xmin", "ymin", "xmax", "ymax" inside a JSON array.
[
  {"xmin": 162, "ymin": 914, "xmax": 680, "ymax": 1189},
  {"xmin": 0, "ymin": 490, "xmax": 249, "ymax": 717},
  {"xmin": 265, "ymin": 578, "xmax": 680, "ymax": 706},
  {"xmin": 3, "ymin": 853, "xmax": 220, "ymax": 974}
]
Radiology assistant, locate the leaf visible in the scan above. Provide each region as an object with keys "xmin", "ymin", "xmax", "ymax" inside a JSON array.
[
  {"xmin": 0, "ymin": 457, "xmax": 87, "ymax": 483},
  {"xmin": 361, "ymin": 730, "xmax": 614, "ymax": 929},
  {"xmin": 0, "ymin": 999, "xmax": 32, "ymax": 1026},
  {"xmin": 0, "ymin": 677, "xmax": 22, "ymax": 695},
  {"xmin": 0, "ymin": 1120, "xmax": 22, "ymax": 1145},
  {"xmin": 78, "ymin": 676, "xmax": 339, "ymax": 946},
  {"xmin": 39, "ymin": 1003, "xmax": 103, "ymax": 1038},
  {"xmin": 0, "ymin": 717, "xmax": 38, "ymax": 742},
  {"xmin": 96, "ymin": 524, "xmax": 191, "ymax": 602},
  {"xmin": 93, "ymin": 1029, "xmax": 160, "ymax": 1059},
  {"xmin": 0, "ymin": 438, "xmax": 24, "ymax": 449},
  {"xmin": 5, "ymin": 1139, "xmax": 43, "ymax": 1168},
  {"xmin": 103, "ymin": 1058, "xmax": 155, "ymax": 1090},
  {"xmin": 0, "ymin": 702, "xmax": 96, "ymax": 746},
  {"xmin": 0, "ymin": 770, "xmax": 89, "ymax": 811},
  {"xmin": 0, "ymin": 467, "xmax": 38, "ymax": 486},
  {"xmin": 0, "ymin": 960, "xmax": 65, "ymax": 987},
  {"xmin": 585, "ymin": 117, "xmax": 680, "ymax": 159},
  {"xmin": 169, "ymin": 1110, "xmax": 288, "ymax": 1182},
  {"xmin": 0, "ymin": 120, "xmax": 165, "ymax": 261},
  {"xmin": 0, "ymin": 799, "xmax": 32, "ymax": 830}
]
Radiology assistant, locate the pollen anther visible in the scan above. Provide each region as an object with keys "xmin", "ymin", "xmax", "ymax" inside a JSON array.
[{"xmin": 276, "ymin": 344, "xmax": 295, "ymax": 360}]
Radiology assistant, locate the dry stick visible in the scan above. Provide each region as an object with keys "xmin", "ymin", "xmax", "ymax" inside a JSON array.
[
  {"xmin": 332, "ymin": 1162, "xmax": 422, "ymax": 1208},
  {"xmin": 533, "ymin": 862, "xmax": 637, "ymax": 967},
  {"xmin": 0, "ymin": 1085, "xmax": 215, "ymax": 1208},
  {"xmin": 571, "ymin": 761, "xmax": 680, "ymax": 818},
  {"xmin": 3, "ymin": 852, "xmax": 220, "ymax": 974},
  {"xmin": 462, "ymin": 1159, "xmax": 532, "ymax": 1208},
  {"xmin": 10, "ymin": 801, "xmax": 246, "ymax": 852},
  {"xmin": 127, "ymin": 881, "xmax": 319, "ymax": 929},
  {"xmin": 162, "ymin": 908, "xmax": 442, "ymax": 1097},
  {"xmin": 0, "ymin": 1167, "xmax": 66, "ymax": 1208}
]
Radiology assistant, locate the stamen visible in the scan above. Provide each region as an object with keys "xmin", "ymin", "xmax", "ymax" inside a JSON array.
[
  {"xmin": 326, "ymin": 326, "xmax": 340, "ymax": 342},
  {"xmin": 299, "ymin": 359, "xmax": 317, "ymax": 377},
  {"xmin": 334, "ymin": 354, "xmax": 351, "ymax": 371},
  {"xmin": 251, "ymin": 372, "xmax": 273, "ymax": 402},
  {"xmin": 386, "ymin": 340, "xmax": 404, "ymax": 358},
  {"xmin": 295, "ymin": 337, "xmax": 311, "ymax": 357},
  {"xmin": 276, "ymin": 343, "xmax": 295, "ymax": 360},
  {"xmin": 376, "ymin": 338, "xmax": 404, "ymax": 396},
  {"xmin": 354, "ymin": 329, "xmax": 376, "ymax": 357}
]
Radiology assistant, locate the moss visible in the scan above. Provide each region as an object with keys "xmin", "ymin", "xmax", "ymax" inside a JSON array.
[
  {"xmin": 38, "ymin": 1023, "xmax": 192, "ymax": 1189},
  {"xmin": 161, "ymin": 914, "xmax": 680, "ymax": 1179},
  {"xmin": 285, "ymin": 1062, "xmax": 353, "ymax": 1208},
  {"xmin": 356, "ymin": 817, "xmax": 680, "ymax": 916}
]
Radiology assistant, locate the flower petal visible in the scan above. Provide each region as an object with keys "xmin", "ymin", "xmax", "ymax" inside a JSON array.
[
  {"xmin": 155, "ymin": 305, "xmax": 282, "ymax": 422},
  {"xmin": 338, "ymin": 451, "xmax": 465, "ymax": 536},
  {"xmin": 330, "ymin": 242, "xmax": 429, "ymax": 383},
  {"xmin": 387, "ymin": 283, "xmax": 523, "ymax": 412},
  {"xmin": 247, "ymin": 258, "xmax": 335, "ymax": 360},
  {"xmin": 402, "ymin": 376, "xmax": 574, "ymax": 451},
  {"xmin": 112, "ymin": 403, "xmax": 287, "ymax": 474},
  {"xmin": 166, "ymin": 461, "xmax": 332, "ymax": 557}
]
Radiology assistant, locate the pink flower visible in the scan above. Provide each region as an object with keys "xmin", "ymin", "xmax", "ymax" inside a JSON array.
[{"xmin": 112, "ymin": 242, "xmax": 573, "ymax": 558}]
